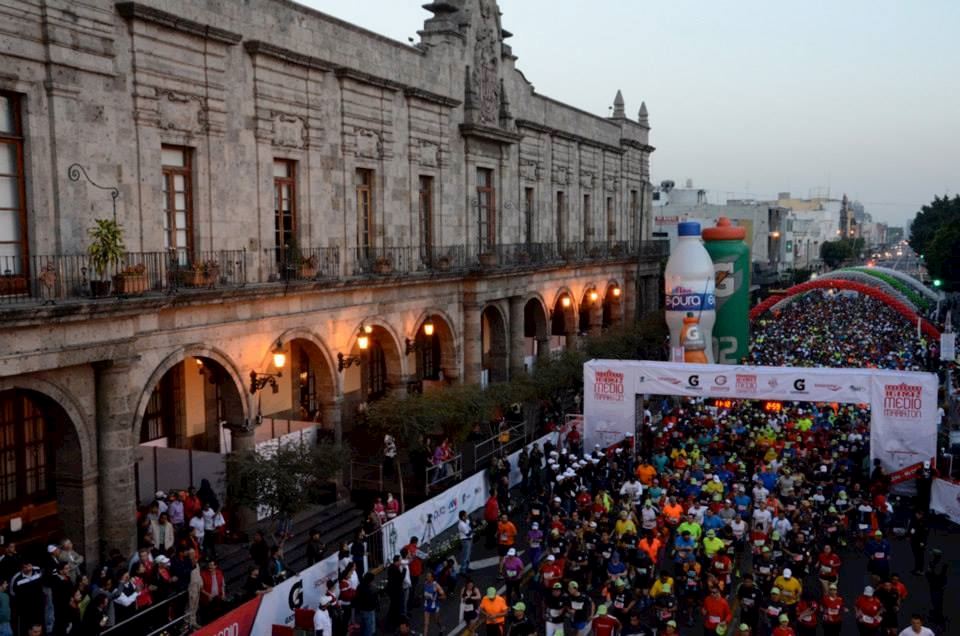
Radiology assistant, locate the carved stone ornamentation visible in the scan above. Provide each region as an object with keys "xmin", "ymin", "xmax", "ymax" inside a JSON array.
[
  {"xmin": 604, "ymin": 176, "xmax": 619, "ymax": 192},
  {"xmin": 158, "ymin": 90, "xmax": 205, "ymax": 132},
  {"xmin": 580, "ymin": 171, "xmax": 595, "ymax": 189},
  {"xmin": 553, "ymin": 166, "xmax": 569, "ymax": 185},
  {"xmin": 272, "ymin": 113, "xmax": 306, "ymax": 148},
  {"xmin": 418, "ymin": 141, "xmax": 439, "ymax": 167},
  {"xmin": 355, "ymin": 129, "xmax": 382, "ymax": 159},
  {"xmin": 520, "ymin": 160, "xmax": 540, "ymax": 182},
  {"xmin": 472, "ymin": 0, "xmax": 501, "ymax": 126}
]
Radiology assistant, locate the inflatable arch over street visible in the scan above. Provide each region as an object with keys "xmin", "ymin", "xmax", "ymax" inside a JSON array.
[
  {"xmin": 583, "ymin": 359, "xmax": 938, "ymax": 480},
  {"xmin": 749, "ymin": 279, "xmax": 941, "ymax": 340}
]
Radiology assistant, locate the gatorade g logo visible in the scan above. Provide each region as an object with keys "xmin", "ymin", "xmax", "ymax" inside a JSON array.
[
  {"xmin": 714, "ymin": 263, "xmax": 735, "ymax": 298},
  {"xmin": 289, "ymin": 579, "xmax": 304, "ymax": 610},
  {"xmin": 793, "ymin": 378, "xmax": 806, "ymax": 391},
  {"xmin": 688, "ymin": 375, "xmax": 700, "ymax": 387}
]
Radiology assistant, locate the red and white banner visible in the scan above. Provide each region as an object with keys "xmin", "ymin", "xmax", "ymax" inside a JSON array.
[
  {"xmin": 193, "ymin": 596, "xmax": 261, "ymax": 636},
  {"xmin": 930, "ymin": 478, "xmax": 960, "ymax": 525},
  {"xmin": 584, "ymin": 360, "xmax": 937, "ymax": 476}
]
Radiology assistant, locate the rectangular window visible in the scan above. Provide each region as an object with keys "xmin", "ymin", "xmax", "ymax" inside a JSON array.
[
  {"xmin": 419, "ymin": 175, "xmax": 434, "ymax": 261},
  {"xmin": 607, "ymin": 196, "xmax": 616, "ymax": 239},
  {"xmin": 161, "ymin": 146, "xmax": 193, "ymax": 262},
  {"xmin": 523, "ymin": 187, "xmax": 534, "ymax": 245},
  {"xmin": 583, "ymin": 193, "xmax": 592, "ymax": 242},
  {"xmin": 273, "ymin": 160, "xmax": 297, "ymax": 260},
  {"xmin": 630, "ymin": 189, "xmax": 639, "ymax": 241},
  {"xmin": 476, "ymin": 168, "xmax": 495, "ymax": 252},
  {"xmin": 556, "ymin": 191, "xmax": 565, "ymax": 247},
  {"xmin": 356, "ymin": 169, "xmax": 374, "ymax": 256},
  {"xmin": 0, "ymin": 92, "xmax": 27, "ymax": 277}
]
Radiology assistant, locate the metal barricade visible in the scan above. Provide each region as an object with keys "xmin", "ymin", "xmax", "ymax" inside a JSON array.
[
  {"xmin": 101, "ymin": 590, "xmax": 188, "ymax": 636},
  {"xmin": 472, "ymin": 423, "xmax": 527, "ymax": 469},
  {"xmin": 425, "ymin": 453, "xmax": 462, "ymax": 494},
  {"xmin": 349, "ymin": 461, "xmax": 384, "ymax": 492}
]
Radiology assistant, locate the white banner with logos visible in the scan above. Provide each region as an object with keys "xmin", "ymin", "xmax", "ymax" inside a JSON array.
[
  {"xmin": 584, "ymin": 360, "xmax": 937, "ymax": 475},
  {"xmin": 250, "ymin": 551, "xmax": 342, "ymax": 632},
  {"xmin": 930, "ymin": 478, "xmax": 960, "ymax": 525},
  {"xmin": 941, "ymin": 332, "xmax": 956, "ymax": 362},
  {"xmin": 380, "ymin": 433, "xmax": 553, "ymax": 560}
]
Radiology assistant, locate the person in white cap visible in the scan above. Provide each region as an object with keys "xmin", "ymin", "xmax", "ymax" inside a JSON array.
[
  {"xmin": 502, "ymin": 547, "xmax": 524, "ymax": 603},
  {"xmin": 313, "ymin": 592, "xmax": 333, "ymax": 636},
  {"xmin": 773, "ymin": 568, "xmax": 802, "ymax": 608}
]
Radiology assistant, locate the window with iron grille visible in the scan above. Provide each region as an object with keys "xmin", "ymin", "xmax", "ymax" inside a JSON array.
[
  {"xmin": 162, "ymin": 146, "xmax": 194, "ymax": 264},
  {"xmin": 0, "ymin": 92, "xmax": 27, "ymax": 278}
]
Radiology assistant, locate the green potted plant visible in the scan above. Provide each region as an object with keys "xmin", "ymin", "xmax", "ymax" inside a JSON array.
[
  {"xmin": 181, "ymin": 259, "xmax": 220, "ymax": 287},
  {"xmin": 87, "ymin": 218, "xmax": 125, "ymax": 297},
  {"xmin": 373, "ymin": 255, "xmax": 393, "ymax": 274}
]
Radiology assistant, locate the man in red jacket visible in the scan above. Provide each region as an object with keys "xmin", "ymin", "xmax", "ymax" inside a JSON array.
[{"xmin": 702, "ymin": 586, "xmax": 733, "ymax": 635}]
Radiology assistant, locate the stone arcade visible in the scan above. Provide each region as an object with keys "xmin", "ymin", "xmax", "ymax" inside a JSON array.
[{"xmin": 0, "ymin": 0, "xmax": 662, "ymax": 562}]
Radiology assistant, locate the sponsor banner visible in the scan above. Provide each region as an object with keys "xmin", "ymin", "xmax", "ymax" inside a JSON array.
[
  {"xmin": 888, "ymin": 461, "xmax": 930, "ymax": 486},
  {"xmin": 584, "ymin": 360, "xmax": 937, "ymax": 478},
  {"xmin": 930, "ymin": 478, "xmax": 960, "ymax": 525},
  {"xmin": 380, "ymin": 432, "xmax": 553, "ymax": 560},
  {"xmin": 941, "ymin": 332, "xmax": 956, "ymax": 361},
  {"xmin": 250, "ymin": 551, "xmax": 342, "ymax": 631},
  {"xmin": 665, "ymin": 289, "xmax": 716, "ymax": 313},
  {"xmin": 193, "ymin": 596, "xmax": 261, "ymax": 636}
]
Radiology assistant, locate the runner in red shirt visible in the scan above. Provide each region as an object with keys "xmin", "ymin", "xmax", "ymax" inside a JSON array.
[
  {"xmin": 702, "ymin": 587, "xmax": 733, "ymax": 635},
  {"xmin": 539, "ymin": 555, "xmax": 563, "ymax": 591},
  {"xmin": 820, "ymin": 583, "xmax": 846, "ymax": 636},
  {"xmin": 591, "ymin": 604, "xmax": 622, "ymax": 636},
  {"xmin": 816, "ymin": 545, "xmax": 842, "ymax": 596},
  {"xmin": 795, "ymin": 596, "xmax": 819, "ymax": 636},
  {"xmin": 855, "ymin": 586, "xmax": 883, "ymax": 636},
  {"xmin": 771, "ymin": 613, "xmax": 796, "ymax": 636}
]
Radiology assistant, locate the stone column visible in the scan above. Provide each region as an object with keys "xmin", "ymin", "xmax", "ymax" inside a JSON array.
[
  {"xmin": 321, "ymin": 397, "xmax": 343, "ymax": 446},
  {"xmin": 623, "ymin": 270, "xmax": 638, "ymax": 323},
  {"xmin": 564, "ymin": 329, "xmax": 578, "ymax": 351},
  {"xmin": 536, "ymin": 337, "xmax": 551, "ymax": 362},
  {"xmin": 588, "ymin": 301, "xmax": 603, "ymax": 336},
  {"xmin": 462, "ymin": 298, "xmax": 483, "ymax": 384},
  {"xmin": 95, "ymin": 360, "xmax": 138, "ymax": 558},
  {"xmin": 224, "ymin": 421, "xmax": 258, "ymax": 532},
  {"xmin": 508, "ymin": 296, "xmax": 527, "ymax": 378}
]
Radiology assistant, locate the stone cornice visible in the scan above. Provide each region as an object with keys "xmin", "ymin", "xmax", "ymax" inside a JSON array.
[
  {"xmin": 334, "ymin": 67, "xmax": 406, "ymax": 92},
  {"xmin": 403, "ymin": 87, "xmax": 461, "ymax": 108},
  {"xmin": 115, "ymin": 2, "xmax": 242, "ymax": 45},
  {"xmin": 244, "ymin": 41, "xmax": 334, "ymax": 72},
  {"xmin": 516, "ymin": 119, "xmax": 624, "ymax": 155},
  {"xmin": 459, "ymin": 123, "xmax": 523, "ymax": 145},
  {"xmin": 620, "ymin": 138, "xmax": 656, "ymax": 153}
]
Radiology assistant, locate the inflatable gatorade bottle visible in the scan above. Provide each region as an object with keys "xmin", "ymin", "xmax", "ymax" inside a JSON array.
[
  {"xmin": 702, "ymin": 218, "xmax": 751, "ymax": 364},
  {"xmin": 664, "ymin": 221, "xmax": 716, "ymax": 363},
  {"xmin": 680, "ymin": 312, "xmax": 709, "ymax": 363}
]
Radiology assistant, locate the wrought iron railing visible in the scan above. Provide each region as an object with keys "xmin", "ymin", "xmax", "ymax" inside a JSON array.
[
  {"xmin": 0, "ymin": 250, "xmax": 247, "ymax": 305},
  {"xmin": 263, "ymin": 246, "xmax": 339, "ymax": 283}
]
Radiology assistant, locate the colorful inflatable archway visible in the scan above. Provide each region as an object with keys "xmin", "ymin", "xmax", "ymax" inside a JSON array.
[{"xmin": 749, "ymin": 279, "xmax": 941, "ymax": 340}]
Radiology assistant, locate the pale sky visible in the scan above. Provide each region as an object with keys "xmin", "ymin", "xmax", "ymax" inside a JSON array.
[{"xmin": 299, "ymin": 0, "xmax": 959, "ymax": 227}]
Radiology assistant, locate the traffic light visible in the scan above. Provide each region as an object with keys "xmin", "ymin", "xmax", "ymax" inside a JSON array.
[{"xmin": 933, "ymin": 279, "xmax": 942, "ymax": 287}]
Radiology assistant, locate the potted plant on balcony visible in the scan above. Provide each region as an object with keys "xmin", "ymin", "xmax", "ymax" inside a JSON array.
[
  {"xmin": 479, "ymin": 251, "xmax": 498, "ymax": 268},
  {"xmin": 113, "ymin": 262, "xmax": 148, "ymax": 296},
  {"xmin": 373, "ymin": 255, "xmax": 394, "ymax": 274},
  {"xmin": 87, "ymin": 218, "xmax": 125, "ymax": 297},
  {"xmin": 516, "ymin": 249, "xmax": 531, "ymax": 265},
  {"xmin": 181, "ymin": 259, "xmax": 220, "ymax": 288},
  {"xmin": 297, "ymin": 254, "xmax": 319, "ymax": 279},
  {"xmin": 434, "ymin": 254, "xmax": 452, "ymax": 272}
]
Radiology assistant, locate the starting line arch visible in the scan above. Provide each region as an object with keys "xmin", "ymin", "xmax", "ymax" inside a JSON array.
[
  {"xmin": 748, "ymin": 279, "xmax": 941, "ymax": 340},
  {"xmin": 584, "ymin": 360, "xmax": 938, "ymax": 479}
]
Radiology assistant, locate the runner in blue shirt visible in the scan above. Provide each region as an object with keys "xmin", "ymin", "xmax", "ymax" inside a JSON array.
[{"xmin": 422, "ymin": 570, "xmax": 446, "ymax": 635}]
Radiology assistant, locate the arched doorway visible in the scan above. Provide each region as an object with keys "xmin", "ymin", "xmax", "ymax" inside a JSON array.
[
  {"xmin": 602, "ymin": 282, "xmax": 623, "ymax": 328},
  {"xmin": 0, "ymin": 389, "xmax": 87, "ymax": 556},
  {"xmin": 551, "ymin": 291, "xmax": 577, "ymax": 350},
  {"xmin": 341, "ymin": 323, "xmax": 404, "ymax": 432},
  {"xmin": 523, "ymin": 297, "xmax": 549, "ymax": 365},
  {"xmin": 579, "ymin": 287, "xmax": 601, "ymax": 336},
  {"xmin": 481, "ymin": 305, "xmax": 508, "ymax": 383},
  {"xmin": 410, "ymin": 313, "xmax": 458, "ymax": 388},
  {"xmin": 138, "ymin": 356, "xmax": 245, "ymax": 453}
]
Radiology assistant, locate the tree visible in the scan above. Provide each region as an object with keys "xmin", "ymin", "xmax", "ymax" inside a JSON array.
[
  {"xmin": 820, "ymin": 240, "xmax": 853, "ymax": 269},
  {"xmin": 909, "ymin": 194, "xmax": 960, "ymax": 258},
  {"xmin": 925, "ymin": 217, "xmax": 960, "ymax": 291},
  {"xmin": 226, "ymin": 440, "xmax": 346, "ymax": 535}
]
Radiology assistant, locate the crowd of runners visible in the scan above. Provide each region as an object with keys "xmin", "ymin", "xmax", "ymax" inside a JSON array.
[{"xmin": 317, "ymin": 290, "xmax": 951, "ymax": 636}]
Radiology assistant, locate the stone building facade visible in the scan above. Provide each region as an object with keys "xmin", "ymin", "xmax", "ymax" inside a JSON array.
[{"xmin": 0, "ymin": 0, "xmax": 662, "ymax": 561}]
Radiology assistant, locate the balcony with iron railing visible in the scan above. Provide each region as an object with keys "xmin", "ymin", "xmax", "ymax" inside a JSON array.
[{"xmin": 0, "ymin": 240, "xmax": 667, "ymax": 308}]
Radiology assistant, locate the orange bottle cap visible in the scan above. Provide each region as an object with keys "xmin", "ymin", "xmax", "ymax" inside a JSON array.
[{"xmin": 702, "ymin": 217, "xmax": 746, "ymax": 241}]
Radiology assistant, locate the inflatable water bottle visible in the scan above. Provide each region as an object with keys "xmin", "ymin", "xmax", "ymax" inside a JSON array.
[
  {"xmin": 703, "ymin": 217, "xmax": 751, "ymax": 364},
  {"xmin": 665, "ymin": 221, "xmax": 716, "ymax": 363}
]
